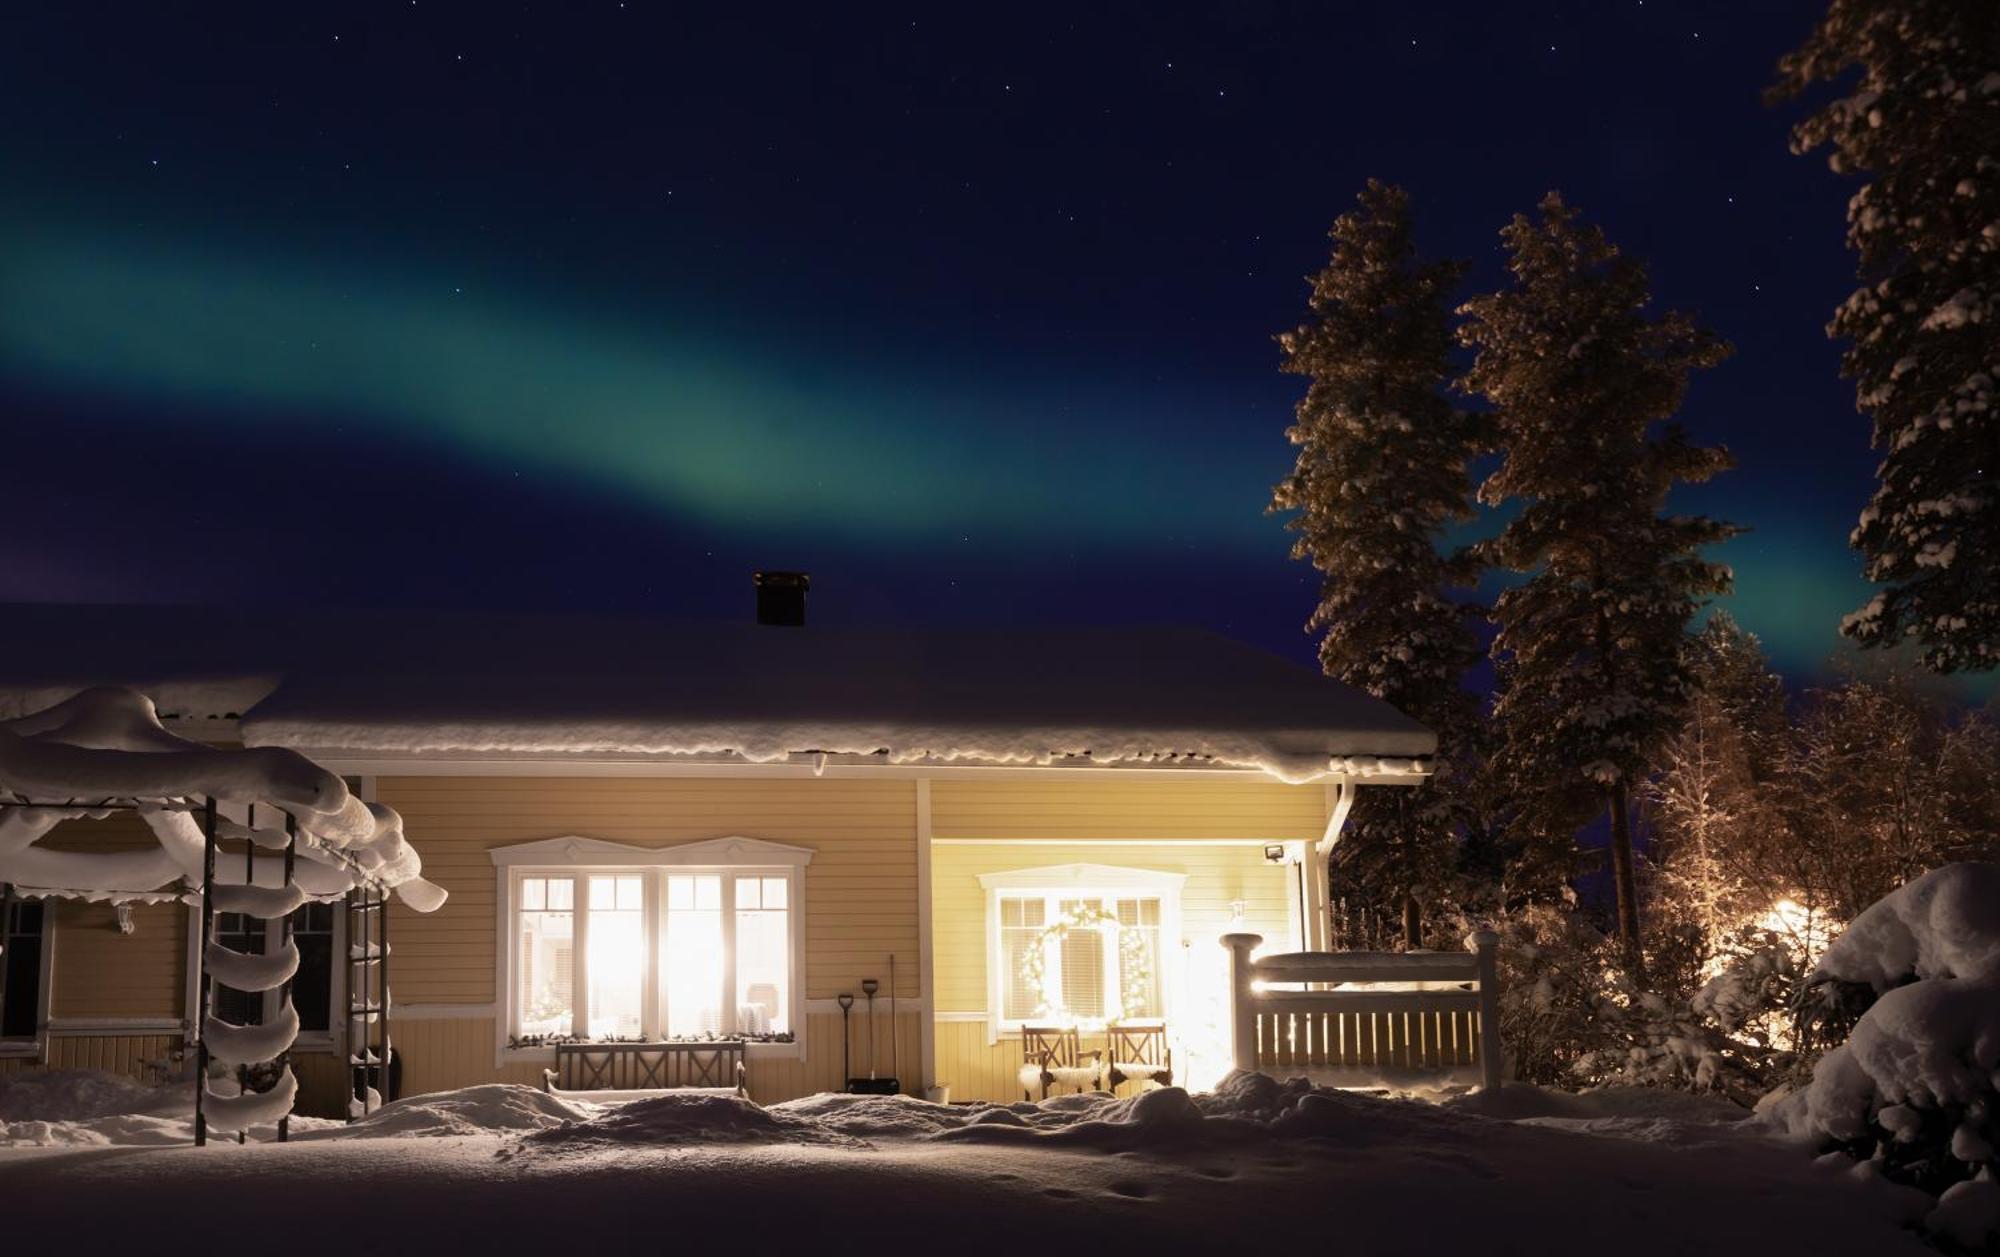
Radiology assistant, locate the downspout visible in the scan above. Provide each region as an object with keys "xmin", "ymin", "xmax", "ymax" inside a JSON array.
[{"xmin": 1303, "ymin": 778, "xmax": 1355, "ymax": 952}]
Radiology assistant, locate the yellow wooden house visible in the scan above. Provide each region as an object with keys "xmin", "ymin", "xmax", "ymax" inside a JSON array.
[{"xmin": 0, "ymin": 597, "xmax": 1433, "ymax": 1113}]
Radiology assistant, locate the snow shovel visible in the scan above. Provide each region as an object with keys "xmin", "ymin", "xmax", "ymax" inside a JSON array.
[
  {"xmin": 848, "ymin": 977, "xmax": 897, "ymax": 1094},
  {"xmin": 837, "ymin": 992, "xmax": 854, "ymax": 1082}
]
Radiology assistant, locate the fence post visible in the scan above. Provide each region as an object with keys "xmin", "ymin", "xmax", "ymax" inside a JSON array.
[
  {"xmin": 1470, "ymin": 929, "xmax": 1503, "ymax": 1091},
  {"xmin": 1221, "ymin": 932, "xmax": 1262, "ymax": 1075}
]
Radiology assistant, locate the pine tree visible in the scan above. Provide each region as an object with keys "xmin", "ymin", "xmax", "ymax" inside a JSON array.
[
  {"xmin": 1459, "ymin": 193, "xmax": 1740, "ymax": 975},
  {"xmin": 1771, "ymin": 2, "xmax": 2000, "ymax": 671},
  {"xmin": 1272, "ymin": 180, "xmax": 1484, "ymax": 946}
]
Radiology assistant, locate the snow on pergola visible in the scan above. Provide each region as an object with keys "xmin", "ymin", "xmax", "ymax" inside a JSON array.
[{"xmin": 0, "ymin": 687, "xmax": 446, "ymax": 1138}]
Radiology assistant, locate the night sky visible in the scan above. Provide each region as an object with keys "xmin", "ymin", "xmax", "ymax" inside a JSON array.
[{"xmin": 0, "ymin": 3, "xmax": 1897, "ymax": 681}]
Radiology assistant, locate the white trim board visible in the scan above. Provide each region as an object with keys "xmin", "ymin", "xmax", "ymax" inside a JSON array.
[
  {"xmin": 317, "ymin": 756, "xmax": 1425, "ymax": 785},
  {"xmin": 915, "ymin": 776, "xmax": 936, "ymax": 1093},
  {"xmin": 43, "ymin": 1017, "xmax": 185, "ymax": 1035},
  {"xmin": 934, "ymin": 837, "xmax": 1294, "ymax": 847}
]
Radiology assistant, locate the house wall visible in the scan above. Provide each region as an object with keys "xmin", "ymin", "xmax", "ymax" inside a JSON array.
[
  {"xmin": 927, "ymin": 776, "xmax": 1321, "ymax": 1102},
  {"xmin": 6, "ymin": 771, "xmax": 1336, "ymax": 1113},
  {"xmin": 370, "ymin": 774, "xmax": 924, "ymax": 1105}
]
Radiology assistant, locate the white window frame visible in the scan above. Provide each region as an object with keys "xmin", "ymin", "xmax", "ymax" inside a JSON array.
[
  {"xmin": 0, "ymin": 892, "xmax": 56, "ymax": 1060},
  {"xmin": 491, "ymin": 835, "xmax": 813, "ymax": 1066},
  {"xmin": 978, "ymin": 863, "xmax": 1185, "ymax": 1044}
]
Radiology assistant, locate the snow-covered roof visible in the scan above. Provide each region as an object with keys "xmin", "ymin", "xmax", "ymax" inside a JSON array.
[
  {"xmin": 0, "ymin": 686, "xmax": 445, "ymax": 910},
  {"xmin": 0, "ymin": 605, "xmax": 1434, "ymax": 784}
]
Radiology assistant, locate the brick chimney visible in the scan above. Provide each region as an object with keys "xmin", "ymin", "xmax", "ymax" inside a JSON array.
[{"xmin": 753, "ymin": 570, "xmax": 809, "ymax": 626}]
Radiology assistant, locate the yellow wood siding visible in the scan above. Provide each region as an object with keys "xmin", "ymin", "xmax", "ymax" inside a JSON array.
[
  {"xmin": 930, "ymin": 776, "xmax": 1326, "ymax": 843},
  {"xmin": 51, "ymin": 899, "xmax": 185, "ymax": 1019},
  {"xmin": 0, "ymin": 1034, "xmax": 182, "ymax": 1080},
  {"xmin": 375, "ymin": 776, "xmax": 924, "ymax": 1004},
  {"xmin": 8, "ymin": 811, "xmax": 190, "ymax": 1023}
]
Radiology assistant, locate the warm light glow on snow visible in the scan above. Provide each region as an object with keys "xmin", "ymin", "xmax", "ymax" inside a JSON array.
[{"xmin": 1757, "ymin": 896, "xmax": 1839, "ymax": 961}]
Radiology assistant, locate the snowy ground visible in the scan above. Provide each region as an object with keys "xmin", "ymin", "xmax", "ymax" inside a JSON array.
[{"xmin": 0, "ymin": 1071, "xmax": 1938, "ymax": 1255}]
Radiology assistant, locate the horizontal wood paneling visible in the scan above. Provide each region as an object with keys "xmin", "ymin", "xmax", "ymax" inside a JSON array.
[
  {"xmin": 376, "ymin": 776, "xmax": 922, "ymax": 1003},
  {"xmin": 51, "ymin": 900, "xmax": 185, "ymax": 1018},
  {"xmin": 930, "ymin": 777, "xmax": 1326, "ymax": 843}
]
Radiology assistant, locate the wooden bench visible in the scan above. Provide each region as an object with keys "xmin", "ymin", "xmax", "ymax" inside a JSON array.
[{"xmin": 541, "ymin": 1040, "xmax": 749, "ymax": 1101}]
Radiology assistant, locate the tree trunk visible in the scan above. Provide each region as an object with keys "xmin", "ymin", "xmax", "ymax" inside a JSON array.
[
  {"xmin": 1607, "ymin": 782, "xmax": 1644, "ymax": 978},
  {"xmin": 1401, "ymin": 894, "xmax": 1423, "ymax": 949}
]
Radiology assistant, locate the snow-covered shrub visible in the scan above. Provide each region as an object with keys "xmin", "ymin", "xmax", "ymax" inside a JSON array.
[{"xmin": 1767, "ymin": 864, "xmax": 2000, "ymax": 1247}]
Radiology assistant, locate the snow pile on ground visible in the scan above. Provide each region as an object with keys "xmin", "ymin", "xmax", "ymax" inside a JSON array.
[
  {"xmin": 515, "ymin": 1092, "xmax": 866, "ymax": 1152},
  {"xmin": 0, "ymin": 1069, "xmax": 183, "ymax": 1123},
  {"xmin": 0, "ymin": 1069, "xmax": 338, "ymax": 1147},
  {"xmin": 0, "ymin": 1075, "xmax": 1942, "ymax": 1254},
  {"xmin": 1763, "ymin": 863, "xmax": 2000, "ymax": 1250},
  {"xmin": 302, "ymin": 1084, "xmax": 596, "ymax": 1139}
]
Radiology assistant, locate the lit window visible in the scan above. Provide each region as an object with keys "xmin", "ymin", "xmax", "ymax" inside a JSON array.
[
  {"xmin": 499, "ymin": 847, "xmax": 803, "ymax": 1047},
  {"xmin": 992, "ymin": 887, "xmax": 1170, "ymax": 1028},
  {"xmin": 734, "ymin": 876, "xmax": 789, "ymax": 1036},
  {"xmin": 516, "ymin": 876, "xmax": 575, "ymax": 1039}
]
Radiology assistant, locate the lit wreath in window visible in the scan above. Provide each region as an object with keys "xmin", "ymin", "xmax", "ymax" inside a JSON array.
[{"xmin": 1016, "ymin": 901, "xmax": 1153, "ymax": 1022}]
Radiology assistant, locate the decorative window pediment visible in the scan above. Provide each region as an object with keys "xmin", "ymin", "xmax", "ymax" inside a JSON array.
[{"xmin": 490, "ymin": 834, "xmax": 815, "ymax": 869}]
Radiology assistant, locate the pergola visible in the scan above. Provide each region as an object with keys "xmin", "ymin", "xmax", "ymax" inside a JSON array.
[{"xmin": 0, "ymin": 687, "xmax": 446, "ymax": 1143}]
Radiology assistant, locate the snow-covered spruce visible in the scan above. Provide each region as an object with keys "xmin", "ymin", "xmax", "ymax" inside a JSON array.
[
  {"xmin": 1765, "ymin": 864, "xmax": 2000, "ymax": 1248},
  {"xmin": 1271, "ymin": 180, "xmax": 1483, "ymax": 942},
  {"xmin": 1773, "ymin": 2, "xmax": 2000, "ymax": 671},
  {"xmin": 1458, "ymin": 191, "xmax": 1738, "ymax": 957}
]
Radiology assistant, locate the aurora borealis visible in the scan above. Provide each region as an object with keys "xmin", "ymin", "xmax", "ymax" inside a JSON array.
[{"xmin": 0, "ymin": 3, "xmax": 1918, "ymax": 681}]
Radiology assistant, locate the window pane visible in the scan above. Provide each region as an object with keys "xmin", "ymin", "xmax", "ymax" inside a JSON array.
[
  {"xmin": 999, "ymin": 896, "xmax": 1046, "ymax": 1021},
  {"xmin": 521, "ymin": 878, "xmax": 545, "ymax": 912},
  {"xmin": 586, "ymin": 876, "xmax": 644, "ymax": 1039},
  {"xmin": 761, "ymin": 877, "xmax": 786, "ymax": 910},
  {"xmin": 736, "ymin": 878, "xmax": 787, "ymax": 1035},
  {"xmin": 2, "ymin": 899, "xmax": 44, "ymax": 1039},
  {"xmin": 665, "ymin": 875, "xmax": 723, "ymax": 1037},
  {"xmin": 291, "ymin": 902, "xmax": 334, "ymax": 1035},
  {"xmin": 1058, "ymin": 925, "xmax": 1105, "ymax": 1021},
  {"xmin": 213, "ymin": 913, "xmax": 267, "ymax": 1027},
  {"xmin": 517, "ymin": 882, "xmax": 574, "ymax": 1039},
  {"xmin": 547, "ymin": 879, "xmax": 573, "ymax": 911}
]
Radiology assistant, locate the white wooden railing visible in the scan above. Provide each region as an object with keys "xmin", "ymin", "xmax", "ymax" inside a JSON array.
[{"xmin": 1222, "ymin": 930, "xmax": 1503, "ymax": 1090}]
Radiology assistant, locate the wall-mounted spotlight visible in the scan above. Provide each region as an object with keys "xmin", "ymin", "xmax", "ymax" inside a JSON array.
[
  {"xmin": 114, "ymin": 903, "xmax": 136, "ymax": 935},
  {"xmin": 1263, "ymin": 844, "xmax": 1286, "ymax": 864}
]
